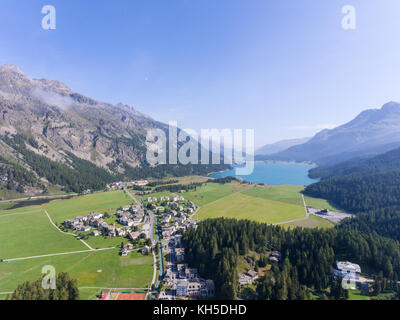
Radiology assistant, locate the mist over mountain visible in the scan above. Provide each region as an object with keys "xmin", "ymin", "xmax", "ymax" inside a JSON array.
[
  {"xmin": 258, "ymin": 102, "xmax": 400, "ymax": 165},
  {"xmin": 0, "ymin": 64, "xmax": 226, "ymax": 196}
]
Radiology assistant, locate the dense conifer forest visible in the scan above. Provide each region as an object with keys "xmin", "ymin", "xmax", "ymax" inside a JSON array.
[{"xmin": 182, "ymin": 218, "xmax": 400, "ymax": 299}]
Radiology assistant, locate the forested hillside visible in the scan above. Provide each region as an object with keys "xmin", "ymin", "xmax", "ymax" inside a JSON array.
[
  {"xmin": 182, "ymin": 218, "xmax": 400, "ymax": 300},
  {"xmin": 0, "ymin": 64, "xmax": 229, "ymax": 197},
  {"xmin": 304, "ymin": 147, "xmax": 400, "ymax": 242}
]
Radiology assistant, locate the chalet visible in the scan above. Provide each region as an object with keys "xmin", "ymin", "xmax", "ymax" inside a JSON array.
[
  {"xmin": 121, "ymin": 249, "xmax": 128, "ymax": 256},
  {"xmin": 139, "ymin": 246, "xmax": 151, "ymax": 255},
  {"xmin": 116, "ymin": 227, "xmax": 129, "ymax": 237},
  {"xmin": 129, "ymin": 231, "xmax": 141, "ymax": 241},
  {"xmin": 269, "ymin": 251, "xmax": 281, "ymax": 265},
  {"xmin": 91, "ymin": 230, "xmax": 100, "ymax": 236},
  {"xmin": 88, "ymin": 212, "xmax": 103, "ymax": 220},
  {"xmin": 124, "ymin": 243, "xmax": 134, "ymax": 251},
  {"xmin": 172, "ymin": 196, "xmax": 185, "ymax": 202},
  {"xmin": 159, "ymin": 196, "xmax": 170, "ymax": 201},
  {"xmin": 132, "ymin": 180, "xmax": 149, "ymax": 186},
  {"xmin": 99, "ymin": 221, "xmax": 109, "ymax": 231},
  {"xmin": 247, "ymin": 270, "xmax": 258, "ymax": 280},
  {"xmin": 120, "ymin": 205, "xmax": 131, "ymax": 211},
  {"xmin": 187, "ymin": 201, "xmax": 195, "ymax": 208},
  {"xmin": 78, "ymin": 225, "xmax": 91, "ymax": 232},
  {"xmin": 146, "ymin": 197, "xmax": 157, "ymax": 202},
  {"xmin": 118, "ymin": 217, "xmax": 134, "ymax": 227}
]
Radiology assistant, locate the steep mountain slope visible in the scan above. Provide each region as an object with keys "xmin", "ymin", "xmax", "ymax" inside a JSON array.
[
  {"xmin": 255, "ymin": 137, "xmax": 310, "ymax": 156},
  {"xmin": 0, "ymin": 64, "xmax": 227, "ymax": 196},
  {"xmin": 259, "ymin": 102, "xmax": 400, "ymax": 165}
]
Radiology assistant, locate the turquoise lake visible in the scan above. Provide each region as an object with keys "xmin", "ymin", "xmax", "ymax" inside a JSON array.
[{"xmin": 211, "ymin": 162, "xmax": 318, "ymax": 186}]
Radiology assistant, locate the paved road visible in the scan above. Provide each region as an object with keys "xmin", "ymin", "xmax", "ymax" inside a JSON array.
[{"xmin": 124, "ymin": 188, "xmax": 157, "ymax": 300}]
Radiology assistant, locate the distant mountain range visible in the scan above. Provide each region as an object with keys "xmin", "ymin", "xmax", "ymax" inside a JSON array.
[
  {"xmin": 0, "ymin": 64, "xmax": 226, "ymax": 196},
  {"xmin": 257, "ymin": 101, "xmax": 400, "ymax": 165},
  {"xmin": 255, "ymin": 137, "xmax": 310, "ymax": 156}
]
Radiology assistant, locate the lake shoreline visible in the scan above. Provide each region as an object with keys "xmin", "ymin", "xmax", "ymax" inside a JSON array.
[{"xmin": 210, "ymin": 162, "xmax": 318, "ymax": 186}]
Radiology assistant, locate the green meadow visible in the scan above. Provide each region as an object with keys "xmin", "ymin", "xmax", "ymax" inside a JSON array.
[
  {"xmin": 43, "ymin": 191, "xmax": 132, "ymax": 223},
  {"xmin": 0, "ymin": 208, "xmax": 86, "ymax": 259},
  {"xmin": 144, "ymin": 181, "xmax": 337, "ymax": 226},
  {"xmin": 285, "ymin": 214, "xmax": 335, "ymax": 229},
  {"xmin": 0, "ymin": 249, "xmax": 153, "ymax": 298},
  {"xmin": 196, "ymin": 192, "xmax": 306, "ymax": 224},
  {"xmin": 0, "ymin": 190, "xmax": 153, "ymax": 297}
]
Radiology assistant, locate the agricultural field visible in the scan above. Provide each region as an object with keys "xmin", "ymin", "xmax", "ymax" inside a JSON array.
[
  {"xmin": 0, "ymin": 190, "xmax": 154, "ymax": 298},
  {"xmin": 140, "ymin": 181, "xmax": 339, "ymax": 226},
  {"xmin": 242, "ymin": 185, "xmax": 304, "ymax": 206},
  {"xmin": 43, "ymin": 190, "xmax": 132, "ymax": 223},
  {"xmin": 196, "ymin": 192, "xmax": 306, "ymax": 224},
  {"xmin": 303, "ymin": 195, "xmax": 343, "ymax": 212},
  {"xmin": 0, "ymin": 207, "xmax": 86, "ymax": 259},
  {"xmin": 285, "ymin": 214, "xmax": 335, "ymax": 229},
  {"xmin": 348, "ymin": 290, "xmax": 370, "ymax": 300},
  {"xmin": 0, "ymin": 249, "xmax": 153, "ymax": 300}
]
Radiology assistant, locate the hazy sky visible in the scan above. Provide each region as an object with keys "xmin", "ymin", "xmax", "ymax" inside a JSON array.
[{"xmin": 2, "ymin": 0, "xmax": 400, "ymax": 147}]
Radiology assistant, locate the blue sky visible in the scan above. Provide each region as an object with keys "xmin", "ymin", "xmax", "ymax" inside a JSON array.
[{"xmin": 1, "ymin": 0, "xmax": 400, "ymax": 147}]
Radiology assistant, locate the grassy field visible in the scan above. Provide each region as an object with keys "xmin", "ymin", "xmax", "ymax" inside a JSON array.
[
  {"xmin": 143, "ymin": 181, "xmax": 338, "ymax": 226},
  {"xmin": 0, "ymin": 208, "xmax": 86, "ymax": 259},
  {"xmin": 0, "ymin": 249, "xmax": 153, "ymax": 298},
  {"xmin": 196, "ymin": 192, "xmax": 306, "ymax": 224},
  {"xmin": 303, "ymin": 195, "xmax": 343, "ymax": 212},
  {"xmin": 242, "ymin": 185, "xmax": 304, "ymax": 206},
  {"xmin": 43, "ymin": 191, "xmax": 132, "ymax": 223},
  {"xmin": 348, "ymin": 290, "xmax": 370, "ymax": 300},
  {"xmin": 285, "ymin": 214, "xmax": 335, "ymax": 229},
  {"xmin": 0, "ymin": 190, "xmax": 155, "ymax": 297}
]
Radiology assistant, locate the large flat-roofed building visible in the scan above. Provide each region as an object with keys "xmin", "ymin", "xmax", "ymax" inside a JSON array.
[{"xmin": 334, "ymin": 261, "xmax": 361, "ymax": 279}]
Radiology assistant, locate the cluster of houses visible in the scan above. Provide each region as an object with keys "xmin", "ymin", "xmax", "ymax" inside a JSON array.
[
  {"xmin": 63, "ymin": 205, "xmax": 147, "ymax": 239},
  {"xmin": 107, "ymin": 180, "xmax": 149, "ymax": 190},
  {"xmin": 147, "ymin": 196, "xmax": 196, "ymax": 216},
  {"xmin": 160, "ymin": 212, "xmax": 197, "ymax": 241},
  {"xmin": 121, "ymin": 242, "xmax": 151, "ymax": 257},
  {"xmin": 146, "ymin": 196, "xmax": 186, "ymax": 203},
  {"xmin": 238, "ymin": 251, "xmax": 281, "ymax": 286},
  {"xmin": 157, "ymin": 207, "xmax": 215, "ymax": 300},
  {"xmin": 163, "ymin": 263, "xmax": 215, "ymax": 299}
]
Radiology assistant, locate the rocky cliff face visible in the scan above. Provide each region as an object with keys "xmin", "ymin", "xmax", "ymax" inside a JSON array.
[{"xmin": 0, "ymin": 64, "xmax": 167, "ymax": 172}]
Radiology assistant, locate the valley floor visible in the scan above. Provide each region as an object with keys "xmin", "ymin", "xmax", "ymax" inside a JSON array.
[{"xmin": 0, "ymin": 176, "xmax": 342, "ymax": 300}]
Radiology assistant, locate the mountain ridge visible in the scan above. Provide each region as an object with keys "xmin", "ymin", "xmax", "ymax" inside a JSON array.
[
  {"xmin": 0, "ymin": 64, "xmax": 227, "ymax": 197},
  {"xmin": 257, "ymin": 101, "xmax": 400, "ymax": 165}
]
